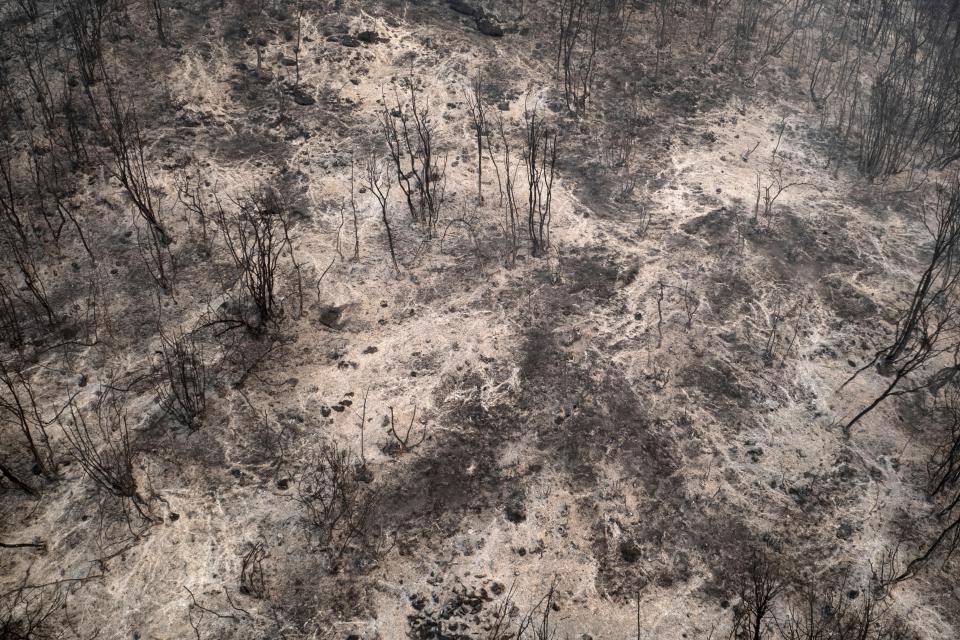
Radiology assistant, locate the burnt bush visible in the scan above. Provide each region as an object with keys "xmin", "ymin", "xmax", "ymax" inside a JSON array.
[
  {"xmin": 211, "ymin": 184, "xmax": 303, "ymax": 334},
  {"xmin": 58, "ymin": 393, "xmax": 152, "ymax": 523},
  {"xmin": 155, "ymin": 326, "xmax": 207, "ymax": 430},
  {"xmin": 297, "ymin": 444, "xmax": 376, "ymax": 562}
]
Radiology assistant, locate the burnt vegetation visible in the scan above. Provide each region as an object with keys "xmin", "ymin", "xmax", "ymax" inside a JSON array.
[{"xmin": 0, "ymin": 0, "xmax": 959, "ymax": 637}]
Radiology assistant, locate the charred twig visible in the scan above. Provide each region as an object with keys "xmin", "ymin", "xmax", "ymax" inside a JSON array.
[
  {"xmin": 387, "ymin": 404, "xmax": 426, "ymax": 454},
  {"xmin": 239, "ymin": 542, "xmax": 266, "ymax": 599}
]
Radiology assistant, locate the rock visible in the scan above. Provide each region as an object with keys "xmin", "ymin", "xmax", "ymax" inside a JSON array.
[
  {"xmin": 619, "ymin": 539, "xmax": 640, "ymax": 563},
  {"xmin": 289, "ymin": 86, "xmax": 315, "ymax": 106},
  {"xmin": 357, "ymin": 30, "xmax": 379, "ymax": 43},
  {"xmin": 327, "ymin": 34, "xmax": 360, "ymax": 47},
  {"xmin": 317, "ymin": 303, "xmax": 349, "ymax": 329},
  {"xmin": 504, "ymin": 500, "xmax": 526, "ymax": 523},
  {"xmin": 476, "ymin": 16, "xmax": 504, "ymax": 37},
  {"xmin": 449, "ymin": 0, "xmax": 476, "ymax": 16}
]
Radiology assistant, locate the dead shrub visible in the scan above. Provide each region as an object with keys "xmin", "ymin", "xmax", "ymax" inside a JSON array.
[{"xmin": 297, "ymin": 444, "xmax": 375, "ymax": 561}]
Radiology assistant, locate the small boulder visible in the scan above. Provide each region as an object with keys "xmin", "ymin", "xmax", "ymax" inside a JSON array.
[
  {"xmin": 504, "ymin": 498, "xmax": 526, "ymax": 523},
  {"xmin": 476, "ymin": 16, "xmax": 504, "ymax": 37},
  {"xmin": 619, "ymin": 539, "xmax": 640, "ymax": 563},
  {"xmin": 289, "ymin": 86, "xmax": 315, "ymax": 106},
  {"xmin": 317, "ymin": 303, "xmax": 350, "ymax": 329},
  {"xmin": 339, "ymin": 34, "xmax": 361, "ymax": 47},
  {"xmin": 449, "ymin": 0, "xmax": 476, "ymax": 16}
]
